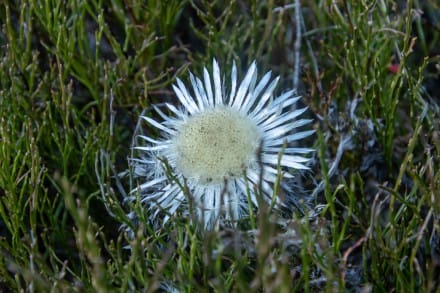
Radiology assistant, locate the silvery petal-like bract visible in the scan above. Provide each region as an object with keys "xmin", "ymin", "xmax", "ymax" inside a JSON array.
[{"xmin": 132, "ymin": 60, "xmax": 314, "ymax": 228}]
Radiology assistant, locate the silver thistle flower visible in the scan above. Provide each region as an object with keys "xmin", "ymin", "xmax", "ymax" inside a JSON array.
[{"xmin": 131, "ymin": 59, "xmax": 314, "ymax": 228}]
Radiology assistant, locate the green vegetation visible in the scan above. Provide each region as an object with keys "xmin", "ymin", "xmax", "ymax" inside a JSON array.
[{"xmin": 1, "ymin": 0, "xmax": 439, "ymax": 291}]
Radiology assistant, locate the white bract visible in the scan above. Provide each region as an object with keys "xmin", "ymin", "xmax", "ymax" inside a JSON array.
[{"xmin": 132, "ymin": 59, "xmax": 314, "ymax": 228}]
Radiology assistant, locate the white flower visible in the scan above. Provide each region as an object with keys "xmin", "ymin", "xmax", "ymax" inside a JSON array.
[{"xmin": 132, "ymin": 59, "xmax": 314, "ymax": 228}]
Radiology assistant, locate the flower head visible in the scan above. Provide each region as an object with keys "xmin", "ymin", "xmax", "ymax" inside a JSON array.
[{"xmin": 132, "ymin": 59, "xmax": 314, "ymax": 228}]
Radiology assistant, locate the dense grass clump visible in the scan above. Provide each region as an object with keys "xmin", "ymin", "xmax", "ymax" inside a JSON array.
[{"xmin": 0, "ymin": 0, "xmax": 439, "ymax": 291}]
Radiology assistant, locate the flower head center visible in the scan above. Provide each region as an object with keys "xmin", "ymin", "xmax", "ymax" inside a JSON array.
[{"xmin": 173, "ymin": 106, "xmax": 260, "ymax": 184}]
